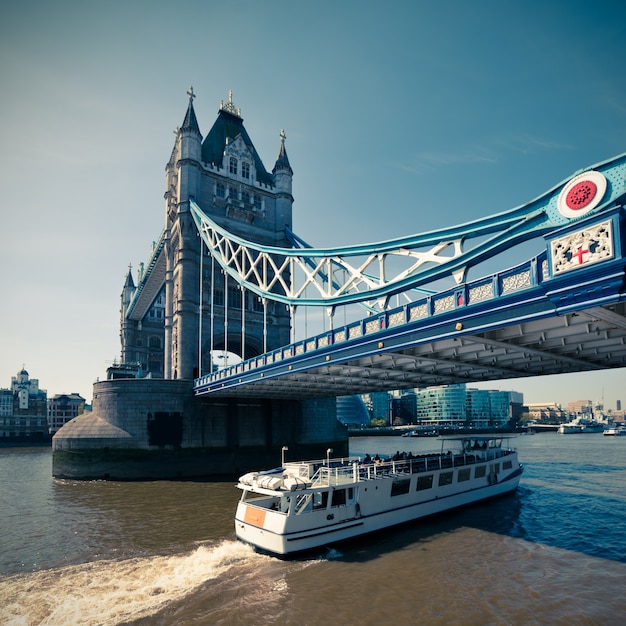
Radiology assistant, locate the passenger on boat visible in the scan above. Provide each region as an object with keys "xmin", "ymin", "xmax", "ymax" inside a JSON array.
[{"xmin": 363, "ymin": 453, "xmax": 372, "ymax": 465}]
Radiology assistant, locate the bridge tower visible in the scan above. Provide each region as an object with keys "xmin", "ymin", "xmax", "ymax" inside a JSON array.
[{"xmin": 122, "ymin": 89, "xmax": 293, "ymax": 380}]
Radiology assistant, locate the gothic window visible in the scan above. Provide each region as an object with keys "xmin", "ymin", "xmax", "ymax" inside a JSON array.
[
  {"xmin": 254, "ymin": 195, "xmax": 262, "ymax": 211},
  {"xmin": 229, "ymin": 186, "xmax": 238, "ymax": 200},
  {"xmin": 216, "ymin": 182, "xmax": 225, "ymax": 198},
  {"xmin": 241, "ymin": 162, "xmax": 250, "ymax": 179},
  {"xmin": 241, "ymin": 191, "xmax": 250, "ymax": 204},
  {"xmin": 229, "ymin": 157, "xmax": 238, "ymax": 175},
  {"xmin": 228, "ymin": 286, "xmax": 241, "ymax": 308},
  {"xmin": 149, "ymin": 336, "xmax": 162, "ymax": 349}
]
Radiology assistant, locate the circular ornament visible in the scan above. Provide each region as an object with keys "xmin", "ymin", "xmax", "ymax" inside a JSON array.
[{"xmin": 557, "ymin": 170, "xmax": 606, "ymax": 219}]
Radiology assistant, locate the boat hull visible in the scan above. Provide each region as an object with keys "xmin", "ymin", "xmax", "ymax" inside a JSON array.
[{"xmin": 235, "ymin": 455, "xmax": 522, "ymax": 555}]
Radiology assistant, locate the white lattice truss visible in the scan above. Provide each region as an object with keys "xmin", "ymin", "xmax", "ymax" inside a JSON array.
[
  {"xmin": 189, "ymin": 151, "xmax": 624, "ymax": 312},
  {"xmin": 191, "ymin": 202, "xmax": 554, "ymax": 312}
]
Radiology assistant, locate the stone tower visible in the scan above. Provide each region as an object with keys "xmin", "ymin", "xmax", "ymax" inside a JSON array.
[{"xmin": 120, "ymin": 89, "xmax": 294, "ymax": 381}]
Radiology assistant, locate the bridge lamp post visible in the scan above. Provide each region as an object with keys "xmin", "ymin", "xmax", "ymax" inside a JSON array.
[
  {"xmin": 281, "ymin": 446, "xmax": 288, "ymax": 467},
  {"xmin": 326, "ymin": 448, "xmax": 333, "ymax": 466}
]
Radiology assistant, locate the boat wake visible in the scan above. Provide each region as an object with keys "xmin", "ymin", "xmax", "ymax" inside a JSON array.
[{"xmin": 0, "ymin": 540, "xmax": 264, "ymax": 626}]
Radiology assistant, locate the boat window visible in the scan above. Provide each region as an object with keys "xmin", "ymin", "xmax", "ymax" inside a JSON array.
[
  {"xmin": 475, "ymin": 465, "xmax": 486, "ymax": 478},
  {"xmin": 503, "ymin": 460, "xmax": 513, "ymax": 470},
  {"xmin": 391, "ymin": 478, "xmax": 411, "ymax": 496},
  {"xmin": 491, "ymin": 463, "xmax": 501, "ymax": 474},
  {"xmin": 439, "ymin": 471, "xmax": 453, "ymax": 486},
  {"xmin": 457, "ymin": 468, "xmax": 471, "ymax": 482},
  {"xmin": 313, "ymin": 491, "xmax": 328, "ymax": 510},
  {"xmin": 331, "ymin": 489, "xmax": 347, "ymax": 507},
  {"xmin": 416, "ymin": 475, "xmax": 433, "ymax": 491}
]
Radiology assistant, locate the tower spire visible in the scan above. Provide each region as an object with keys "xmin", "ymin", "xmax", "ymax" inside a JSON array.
[
  {"xmin": 273, "ymin": 128, "xmax": 293, "ymax": 175},
  {"xmin": 181, "ymin": 86, "xmax": 201, "ymax": 134}
]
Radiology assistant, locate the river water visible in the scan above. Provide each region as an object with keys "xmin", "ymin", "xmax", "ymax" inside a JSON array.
[{"xmin": 1, "ymin": 434, "xmax": 625, "ymax": 625}]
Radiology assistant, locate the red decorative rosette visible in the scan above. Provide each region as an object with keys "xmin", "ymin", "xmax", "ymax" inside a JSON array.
[
  {"xmin": 565, "ymin": 180, "xmax": 597, "ymax": 211},
  {"xmin": 558, "ymin": 171, "xmax": 606, "ymax": 219}
]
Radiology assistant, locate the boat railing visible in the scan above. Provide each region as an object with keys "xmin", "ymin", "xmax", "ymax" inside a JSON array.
[
  {"xmin": 286, "ymin": 458, "xmax": 354, "ymax": 481},
  {"xmin": 333, "ymin": 449, "xmax": 514, "ymax": 483},
  {"xmin": 299, "ymin": 448, "xmax": 516, "ymax": 487},
  {"xmin": 313, "ymin": 463, "xmax": 359, "ymax": 487}
]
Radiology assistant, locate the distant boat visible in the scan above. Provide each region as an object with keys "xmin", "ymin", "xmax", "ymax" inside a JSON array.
[
  {"xmin": 558, "ymin": 422, "xmax": 582, "ymax": 434},
  {"xmin": 603, "ymin": 426, "xmax": 626, "ymax": 436},
  {"xmin": 558, "ymin": 419, "xmax": 604, "ymax": 434},
  {"xmin": 234, "ymin": 435, "xmax": 523, "ymax": 556},
  {"xmin": 402, "ymin": 427, "xmax": 438, "ymax": 437}
]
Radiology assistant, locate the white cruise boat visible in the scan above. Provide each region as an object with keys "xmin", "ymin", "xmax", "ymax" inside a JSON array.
[{"xmin": 235, "ymin": 436, "xmax": 523, "ymax": 556}]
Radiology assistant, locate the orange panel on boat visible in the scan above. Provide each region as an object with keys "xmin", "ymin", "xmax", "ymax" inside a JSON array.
[{"xmin": 244, "ymin": 506, "xmax": 267, "ymax": 528}]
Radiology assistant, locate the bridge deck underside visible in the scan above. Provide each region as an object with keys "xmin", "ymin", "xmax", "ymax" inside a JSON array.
[{"xmin": 199, "ymin": 302, "xmax": 626, "ymax": 399}]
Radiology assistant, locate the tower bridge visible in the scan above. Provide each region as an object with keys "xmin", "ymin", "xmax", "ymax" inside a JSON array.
[
  {"xmin": 52, "ymin": 89, "xmax": 626, "ymax": 480},
  {"xmin": 192, "ymin": 160, "xmax": 626, "ymax": 399}
]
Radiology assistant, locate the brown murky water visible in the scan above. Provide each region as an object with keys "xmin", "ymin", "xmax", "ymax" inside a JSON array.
[{"xmin": 2, "ymin": 435, "xmax": 625, "ymax": 625}]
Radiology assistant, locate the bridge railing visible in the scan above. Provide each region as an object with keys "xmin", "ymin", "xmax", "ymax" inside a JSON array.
[{"xmin": 195, "ymin": 250, "xmax": 549, "ymax": 390}]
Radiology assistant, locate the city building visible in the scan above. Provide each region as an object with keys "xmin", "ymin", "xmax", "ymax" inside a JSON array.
[
  {"xmin": 396, "ymin": 389, "xmax": 418, "ymax": 425},
  {"xmin": 416, "ymin": 384, "xmax": 468, "ymax": 425},
  {"xmin": 362, "ymin": 391, "xmax": 392, "ymax": 425},
  {"xmin": 526, "ymin": 402, "xmax": 567, "ymax": 424},
  {"xmin": 0, "ymin": 368, "xmax": 49, "ymax": 444},
  {"xmin": 47, "ymin": 393, "xmax": 86, "ymax": 435},
  {"xmin": 415, "ymin": 384, "xmax": 521, "ymax": 428},
  {"xmin": 567, "ymin": 399, "xmax": 593, "ymax": 417},
  {"xmin": 336, "ymin": 395, "xmax": 370, "ymax": 428}
]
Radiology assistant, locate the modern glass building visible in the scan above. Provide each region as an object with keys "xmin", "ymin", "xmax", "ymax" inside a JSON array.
[
  {"xmin": 414, "ymin": 384, "xmax": 518, "ymax": 427},
  {"xmin": 336, "ymin": 395, "xmax": 370, "ymax": 428},
  {"xmin": 416, "ymin": 384, "xmax": 467, "ymax": 425}
]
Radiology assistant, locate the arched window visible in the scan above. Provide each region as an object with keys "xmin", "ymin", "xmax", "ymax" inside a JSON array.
[
  {"xmin": 241, "ymin": 162, "xmax": 250, "ymax": 179},
  {"xmin": 229, "ymin": 157, "xmax": 238, "ymax": 175}
]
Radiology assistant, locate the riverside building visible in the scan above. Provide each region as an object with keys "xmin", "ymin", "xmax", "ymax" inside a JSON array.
[
  {"xmin": 414, "ymin": 384, "xmax": 521, "ymax": 428},
  {"xmin": 47, "ymin": 393, "xmax": 86, "ymax": 435},
  {"xmin": 0, "ymin": 368, "xmax": 49, "ymax": 444}
]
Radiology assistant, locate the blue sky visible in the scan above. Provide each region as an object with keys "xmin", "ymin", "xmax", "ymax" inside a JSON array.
[{"xmin": 1, "ymin": 0, "xmax": 625, "ymax": 409}]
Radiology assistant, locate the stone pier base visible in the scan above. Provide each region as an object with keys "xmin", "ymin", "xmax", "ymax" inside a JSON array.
[{"xmin": 52, "ymin": 379, "xmax": 347, "ymax": 480}]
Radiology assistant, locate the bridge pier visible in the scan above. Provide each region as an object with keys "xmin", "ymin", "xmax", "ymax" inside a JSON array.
[{"xmin": 52, "ymin": 379, "xmax": 347, "ymax": 480}]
